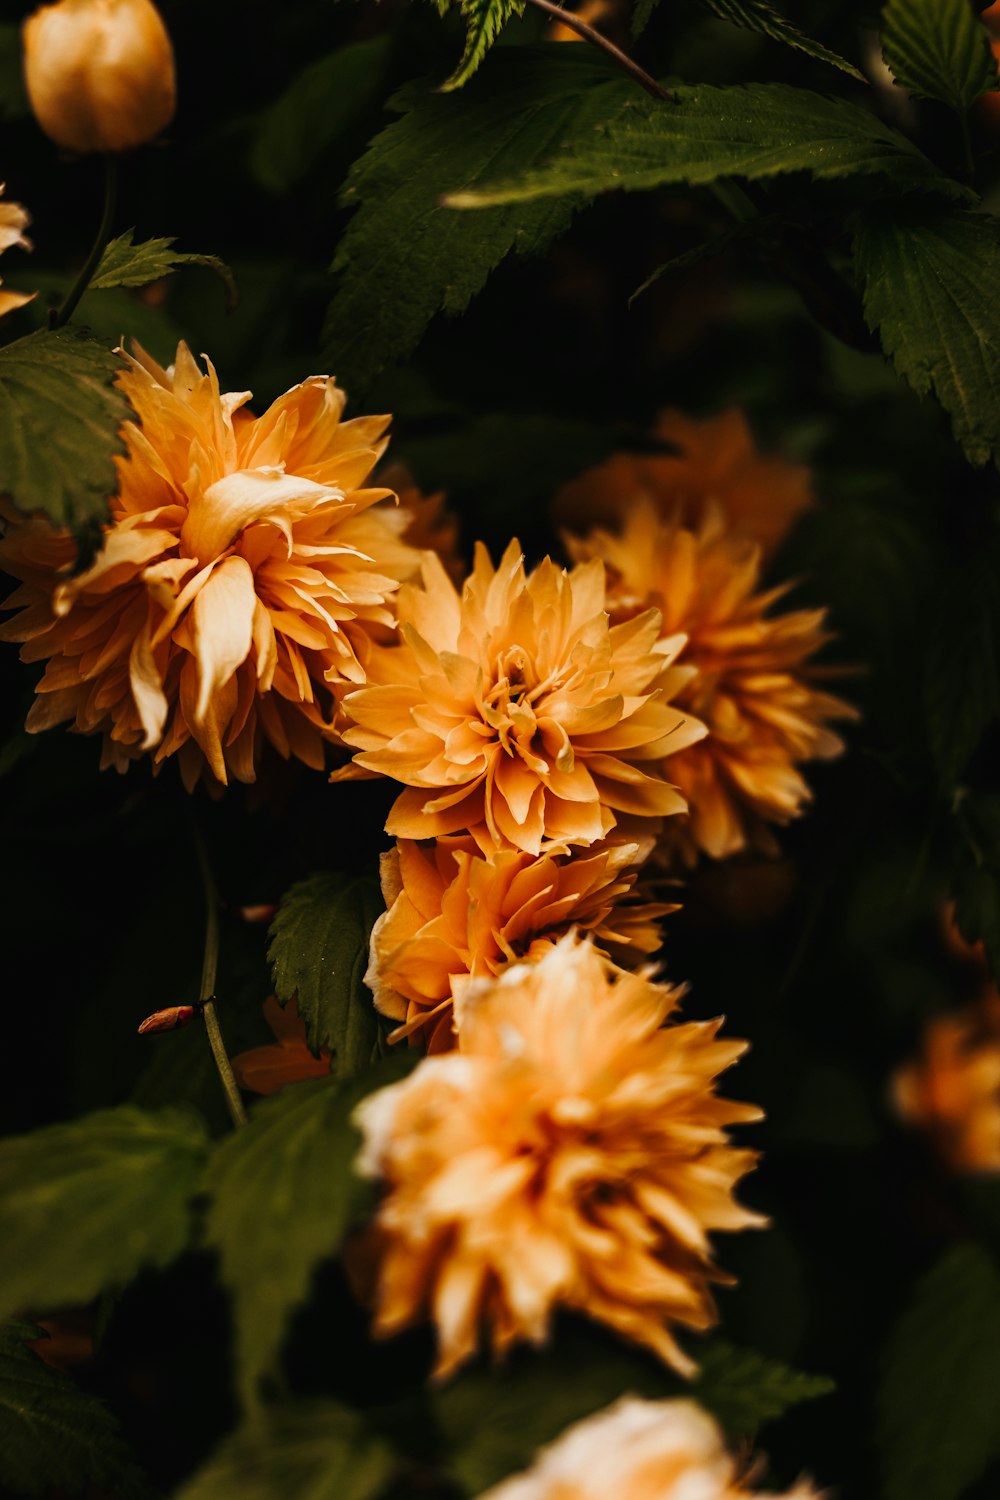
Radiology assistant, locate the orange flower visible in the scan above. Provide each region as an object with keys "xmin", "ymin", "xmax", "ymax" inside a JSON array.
[
  {"xmin": 0, "ymin": 343, "xmax": 421, "ymax": 789},
  {"xmin": 23, "ymin": 0, "xmax": 176, "ymax": 155},
  {"xmin": 478, "ymin": 1396, "xmax": 821, "ymax": 1500},
  {"xmin": 556, "ymin": 409, "xmax": 813, "ymax": 559},
  {"xmin": 354, "ymin": 934, "xmax": 763, "ymax": 1379},
  {"xmin": 893, "ymin": 991, "xmax": 1000, "ymax": 1173},
  {"xmin": 366, "ymin": 834, "xmax": 674, "ymax": 1051},
  {"xmin": 335, "ymin": 543, "xmax": 706, "ymax": 855},
  {"xmin": 0, "ymin": 185, "xmax": 35, "ymax": 319},
  {"xmin": 567, "ymin": 501, "xmax": 853, "ymax": 861},
  {"xmin": 231, "ymin": 996, "xmax": 331, "ymax": 1095}
]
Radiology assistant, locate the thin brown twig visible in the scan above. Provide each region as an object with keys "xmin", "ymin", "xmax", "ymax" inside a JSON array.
[{"xmin": 525, "ymin": 0, "xmax": 671, "ymax": 101}]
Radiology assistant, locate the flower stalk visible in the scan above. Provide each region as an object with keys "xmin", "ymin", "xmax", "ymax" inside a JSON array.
[
  {"xmin": 51, "ymin": 155, "xmax": 117, "ymax": 330},
  {"xmin": 193, "ymin": 822, "xmax": 248, "ymax": 1130}
]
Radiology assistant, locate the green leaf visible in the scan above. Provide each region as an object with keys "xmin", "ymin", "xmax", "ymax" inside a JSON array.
[
  {"xmin": 691, "ymin": 1340, "xmax": 835, "ymax": 1437},
  {"xmin": 695, "ymin": 0, "xmax": 864, "ymax": 79},
  {"xmin": 175, "ymin": 1400, "xmax": 395, "ymax": 1500},
  {"xmin": 267, "ymin": 872, "xmax": 384, "ymax": 1073},
  {"xmin": 203, "ymin": 1057, "xmax": 413, "ymax": 1410},
  {"xmin": 90, "ymin": 229, "xmax": 237, "ymax": 309},
  {"xmin": 444, "ymin": 80, "xmax": 971, "ymax": 209},
  {"xmin": 434, "ymin": 1324, "xmax": 831, "ymax": 1494},
  {"xmin": 0, "ymin": 1322, "xmax": 150, "ymax": 1499},
  {"xmin": 925, "ymin": 542, "xmax": 1000, "ymax": 786},
  {"xmin": 323, "ymin": 48, "xmax": 634, "ymax": 394},
  {"xmin": 443, "ymin": 0, "xmax": 527, "ymax": 89},
  {"xmin": 882, "ymin": 0, "xmax": 999, "ymax": 114},
  {"xmin": 854, "ymin": 208, "xmax": 1000, "ymax": 466},
  {"xmin": 0, "ymin": 328, "xmax": 131, "ymax": 547},
  {"xmin": 248, "ymin": 38, "xmax": 392, "ymax": 193},
  {"xmin": 0, "ymin": 1104, "xmax": 209, "ymax": 1324},
  {"xmin": 877, "ymin": 1243, "xmax": 1000, "ymax": 1500}
]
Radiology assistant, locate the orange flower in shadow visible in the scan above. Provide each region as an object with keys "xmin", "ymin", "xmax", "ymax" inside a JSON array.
[
  {"xmin": 894, "ymin": 990, "xmax": 1000, "ymax": 1173},
  {"xmin": 366, "ymin": 834, "xmax": 674, "ymax": 1052},
  {"xmin": 567, "ymin": 501, "xmax": 854, "ymax": 862},
  {"xmin": 556, "ymin": 409, "xmax": 813, "ymax": 559},
  {"xmin": 335, "ymin": 543, "xmax": 706, "ymax": 856},
  {"xmin": 355, "ymin": 934, "xmax": 763, "ymax": 1380},
  {"xmin": 0, "ymin": 343, "xmax": 421, "ymax": 788},
  {"xmin": 231, "ymin": 996, "xmax": 330, "ymax": 1095}
]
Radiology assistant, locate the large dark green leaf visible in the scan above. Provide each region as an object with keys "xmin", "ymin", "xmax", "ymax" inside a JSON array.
[
  {"xmin": 446, "ymin": 80, "xmax": 970, "ymax": 208},
  {"xmin": 323, "ymin": 48, "xmax": 633, "ymax": 395},
  {"xmin": 267, "ymin": 871, "xmax": 384, "ymax": 1074},
  {"xmin": 0, "ymin": 1105, "xmax": 209, "ymax": 1324},
  {"xmin": 881, "ymin": 0, "xmax": 999, "ymax": 114},
  {"xmin": 877, "ymin": 1244, "xmax": 1000, "ymax": 1500},
  {"xmin": 0, "ymin": 328, "xmax": 130, "ymax": 546},
  {"xmin": 175, "ymin": 1400, "xmax": 395, "ymax": 1500},
  {"xmin": 855, "ymin": 208, "xmax": 1000, "ymax": 466},
  {"xmin": 203, "ymin": 1057, "xmax": 413, "ymax": 1410},
  {"xmin": 0, "ymin": 1322, "xmax": 150, "ymax": 1498}
]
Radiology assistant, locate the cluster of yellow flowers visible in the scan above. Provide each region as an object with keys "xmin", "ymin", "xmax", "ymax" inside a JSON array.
[{"xmin": 0, "ymin": 348, "xmax": 842, "ymax": 1492}]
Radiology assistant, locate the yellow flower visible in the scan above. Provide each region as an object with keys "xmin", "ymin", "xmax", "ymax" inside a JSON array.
[
  {"xmin": 478, "ymin": 1396, "xmax": 821, "ymax": 1500},
  {"xmin": 556, "ymin": 408, "xmax": 813, "ymax": 559},
  {"xmin": 335, "ymin": 543, "xmax": 706, "ymax": 855},
  {"xmin": 0, "ymin": 185, "xmax": 35, "ymax": 319},
  {"xmin": 23, "ymin": 0, "xmax": 176, "ymax": 154},
  {"xmin": 893, "ymin": 989, "xmax": 1000, "ymax": 1174},
  {"xmin": 366, "ymin": 834, "xmax": 674, "ymax": 1051},
  {"xmin": 0, "ymin": 343, "xmax": 420, "ymax": 789},
  {"xmin": 354, "ymin": 934, "xmax": 763, "ymax": 1379},
  {"xmin": 567, "ymin": 501, "xmax": 854, "ymax": 862}
]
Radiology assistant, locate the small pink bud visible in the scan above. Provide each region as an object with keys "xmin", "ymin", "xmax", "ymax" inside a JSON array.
[{"xmin": 138, "ymin": 1004, "xmax": 196, "ymax": 1035}]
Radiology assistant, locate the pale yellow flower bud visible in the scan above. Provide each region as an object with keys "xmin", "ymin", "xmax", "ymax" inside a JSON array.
[{"xmin": 23, "ymin": 0, "xmax": 176, "ymax": 154}]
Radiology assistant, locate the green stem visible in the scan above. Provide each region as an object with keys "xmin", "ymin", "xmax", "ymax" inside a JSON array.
[
  {"xmin": 193, "ymin": 822, "xmax": 248, "ymax": 1130},
  {"xmin": 50, "ymin": 155, "xmax": 118, "ymax": 330}
]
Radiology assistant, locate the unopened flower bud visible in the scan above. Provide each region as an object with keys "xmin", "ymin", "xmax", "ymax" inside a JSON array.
[
  {"xmin": 137, "ymin": 1004, "xmax": 198, "ymax": 1035},
  {"xmin": 23, "ymin": 0, "xmax": 176, "ymax": 154}
]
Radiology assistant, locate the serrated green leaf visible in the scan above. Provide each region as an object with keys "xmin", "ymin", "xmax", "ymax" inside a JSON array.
[
  {"xmin": 249, "ymin": 38, "xmax": 392, "ymax": 193},
  {"xmin": 203, "ymin": 1056, "xmax": 413, "ymax": 1410},
  {"xmin": 324, "ymin": 48, "xmax": 632, "ymax": 394},
  {"xmin": 175, "ymin": 1400, "xmax": 395, "ymax": 1500},
  {"xmin": 90, "ymin": 229, "xmax": 237, "ymax": 309},
  {"xmin": 925, "ymin": 543, "xmax": 1000, "ymax": 785},
  {"xmin": 267, "ymin": 872, "xmax": 384, "ymax": 1074},
  {"xmin": 443, "ymin": 0, "xmax": 527, "ymax": 89},
  {"xmin": 695, "ymin": 0, "xmax": 864, "ymax": 78},
  {"xmin": 445, "ymin": 80, "xmax": 971, "ymax": 208},
  {"xmin": 691, "ymin": 1340, "xmax": 835, "ymax": 1437},
  {"xmin": 0, "ymin": 1322, "xmax": 150, "ymax": 1499},
  {"xmin": 882, "ymin": 0, "xmax": 999, "ymax": 114},
  {"xmin": 854, "ymin": 208, "xmax": 1000, "ymax": 466},
  {"xmin": 0, "ymin": 1104, "xmax": 209, "ymax": 1325},
  {"xmin": 877, "ymin": 1243, "xmax": 1000, "ymax": 1500},
  {"xmin": 434, "ymin": 1324, "xmax": 831, "ymax": 1495},
  {"xmin": 0, "ymin": 327, "xmax": 130, "ymax": 546}
]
